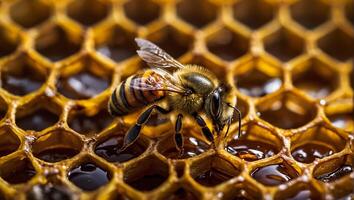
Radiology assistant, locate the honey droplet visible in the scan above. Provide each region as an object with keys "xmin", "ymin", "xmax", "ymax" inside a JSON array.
[
  {"xmin": 161, "ymin": 136, "xmax": 209, "ymax": 159},
  {"xmin": 251, "ymin": 163, "xmax": 299, "ymax": 186},
  {"xmin": 68, "ymin": 163, "xmax": 110, "ymax": 191},
  {"xmin": 95, "ymin": 136, "xmax": 146, "ymax": 163},
  {"xmin": 226, "ymin": 140, "xmax": 278, "ymax": 161},
  {"xmin": 291, "ymin": 142, "xmax": 334, "ymax": 163}
]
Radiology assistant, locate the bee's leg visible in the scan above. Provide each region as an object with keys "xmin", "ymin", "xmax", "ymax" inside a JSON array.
[
  {"xmin": 118, "ymin": 105, "xmax": 171, "ymax": 153},
  {"xmin": 174, "ymin": 114, "xmax": 184, "ymax": 157},
  {"xmin": 193, "ymin": 113, "xmax": 215, "ymax": 147}
]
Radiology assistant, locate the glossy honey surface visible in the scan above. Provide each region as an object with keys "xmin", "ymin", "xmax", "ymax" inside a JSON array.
[{"xmin": 0, "ymin": 0, "xmax": 353, "ymax": 199}]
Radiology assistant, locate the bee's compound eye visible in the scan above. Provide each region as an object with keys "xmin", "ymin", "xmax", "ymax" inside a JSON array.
[{"xmin": 211, "ymin": 92, "xmax": 221, "ymax": 118}]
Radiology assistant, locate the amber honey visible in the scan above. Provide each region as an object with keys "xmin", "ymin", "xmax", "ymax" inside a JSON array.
[{"xmin": 0, "ymin": 0, "xmax": 353, "ymax": 199}]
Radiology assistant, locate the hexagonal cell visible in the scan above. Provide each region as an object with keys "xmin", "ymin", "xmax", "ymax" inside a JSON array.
[
  {"xmin": 0, "ymin": 97, "xmax": 7, "ymax": 120},
  {"xmin": 68, "ymin": 107, "xmax": 113, "ymax": 135},
  {"xmin": 123, "ymin": 0, "xmax": 160, "ymax": 25},
  {"xmin": 206, "ymin": 27, "xmax": 249, "ymax": 61},
  {"xmin": 0, "ymin": 24, "xmax": 20, "ymax": 58},
  {"xmin": 27, "ymin": 184, "xmax": 74, "ymax": 200},
  {"xmin": 226, "ymin": 123, "xmax": 282, "ymax": 162},
  {"xmin": 313, "ymin": 155, "xmax": 353, "ymax": 183},
  {"xmin": 233, "ymin": 0, "xmax": 275, "ymax": 30},
  {"xmin": 0, "ymin": 157, "xmax": 36, "ymax": 184},
  {"xmin": 177, "ymin": 0, "xmax": 218, "ymax": 28},
  {"xmin": 291, "ymin": 125, "xmax": 346, "ymax": 164},
  {"xmin": 256, "ymin": 92, "xmax": 317, "ymax": 129},
  {"xmin": 292, "ymin": 58, "xmax": 338, "ymax": 99},
  {"xmin": 9, "ymin": 0, "xmax": 52, "ymax": 28},
  {"xmin": 67, "ymin": 0, "xmax": 110, "ymax": 27},
  {"xmin": 0, "ymin": 55, "xmax": 47, "ymax": 96},
  {"xmin": 290, "ymin": 0, "xmax": 330, "ymax": 29},
  {"xmin": 190, "ymin": 156, "xmax": 241, "ymax": 187},
  {"xmin": 250, "ymin": 160, "xmax": 300, "ymax": 186},
  {"xmin": 146, "ymin": 25, "xmax": 193, "ymax": 58},
  {"xmin": 95, "ymin": 131, "xmax": 148, "ymax": 163},
  {"xmin": 345, "ymin": 1, "xmax": 354, "ymax": 25},
  {"xmin": 15, "ymin": 100, "xmax": 61, "ymax": 132},
  {"xmin": 124, "ymin": 156, "xmax": 169, "ymax": 191},
  {"xmin": 32, "ymin": 130, "xmax": 82, "ymax": 163},
  {"xmin": 318, "ymin": 28, "xmax": 354, "ymax": 62},
  {"xmin": 222, "ymin": 182, "xmax": 262, "ymax": 200},
  {"xmin": 68, "ymin": 161, "xmax": 111, "ymax": 191},
  {"xmin": 274, "ymin": 182, "xmax": 322, "ymax": 200},
  {"xmin": 264, "ymin": 27, "xmax": 305, "ymax": 62},
  {"xmin": 234, "ymin": 59, "xmax": 282, "ymax": 97},
  {"xmin": 35, "ymin": 24, "xmax": 82, "ymax": 62},
  {"xmin": 158, "ymin": 133, "xmax": 210, "ymax": 159},
  {"xmin": 0, "ymin": 126, "xmax": 20, "ymax": 157},
  {"xmin": 95, "ymin": 25, "xmax": 137, "ymax": 62},
  {"xmin": 56, "ymin": 55, "xmax": 112, "ymax": 100}
]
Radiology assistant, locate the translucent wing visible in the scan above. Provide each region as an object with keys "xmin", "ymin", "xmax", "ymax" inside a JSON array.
[
  {"xmin": 131, "ymin": 68, "xmax": 186, "ymax": 94},
  {"xmin": 135, "ymin": 38, "xmax": 185, "ymax": 69}
]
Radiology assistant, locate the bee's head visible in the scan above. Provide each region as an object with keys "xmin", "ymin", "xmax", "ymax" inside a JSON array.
[{"xmin": 205, "ymin": 84, "xmax": 237, "ymax": 134}]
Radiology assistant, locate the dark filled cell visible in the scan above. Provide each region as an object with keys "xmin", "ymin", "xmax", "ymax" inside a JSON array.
[
  {"xmin": 27, "ymin": 184, "xmax": 74, "ymax": 200},
  {"xmin": 1, "ymin": 66, "xmax": 45, "ymax": 96},
  {"xmin": 176, "ymin": 0, "xmax": 217, "ymax": 28},
  {"xmin": 194, "ymin": 168, "xmax": 233, "ymax": 187},
  {"xmin": 95, "ymin": 135, "xmax": 146, "ymax": 163},
  {"xmin": 291, "ymin": 142, "xmax": 334, "ymax": 163},
  {"xmin": 68, "ymin": 162, "xmax": 110, "ymax": 191},
  {"xmin": 16, "ymin": 108, "xmax": 58, "ymax": 131},
  {"xmin": 0, "ymin": 159, "xmax": 36, "ymax": 184},
  {"xmin": 67, "ymin": 0, "xmax": 109, "ymax": 26},
  {"xmin": 10, "ymin": 0, "xmax": 51, "ymax": 28},
  {"xmin": 236, "ymin": 70, "xmax": 281, "ymax": 97},
  {"xmin": 160, "ymin": 136, "xmax": 210, "ymax": 159},
  {"xmin": 126, "ymin": 173, "xmax": 167, "ymax": 191},
  {"xmin": 166, "ymin": 188, "xmax": 198, "ymax": 200},
  {"xmin": 251, "ymin": 163, "xmax": 299, "ymax": 186},
  {"xmin": 316, "ymin": 165, "xmax": 353, "ymax": 182},
  {"xmin": 124, "ymin": 0, "xmax": 160, "ymax": 25},
  {"xmin": 226, "ymin": 140, "xmax": 278, "ymax": 161},
  {"xmin": 258, "ymin": 99, "xmax": 316, "ymax": 129},
  {"xmin": 0, "ymin": 28, "xmax": 18, "ymax": 57},
  {"xmin": 36, "ymin": 148, "xmax": 79, "ymax": 163},
  {"xmin": 69, "ymin": 110, "xmax": 113, "ymax": 134},
  {"xmin": 35, "ymin": 27, "xmax": 81, "ymax": 62},
  {"xmin": 207, "ymin": 28, "xmax": 249, "ymax": 61},
  {"xmin": 233, "ymin": 0, "xmax": 274, "ymax": 30},
  {"xmin": 57, "ymin": 71, "xmax": 109, "ymax": 99}
]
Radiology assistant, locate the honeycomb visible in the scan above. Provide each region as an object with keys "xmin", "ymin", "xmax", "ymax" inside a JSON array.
[{"xmin": 0, "ymin": 0, "xmax": 353, "ymax": 199}]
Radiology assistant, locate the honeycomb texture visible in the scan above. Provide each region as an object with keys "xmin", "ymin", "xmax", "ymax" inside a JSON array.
[{"xmin": 0, "ymin": 0, "xmax": 353, "ymax": 199}]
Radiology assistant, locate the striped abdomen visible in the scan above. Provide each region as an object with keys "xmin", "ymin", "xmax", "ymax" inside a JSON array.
[{"xmin": 109, "ymin": 70, "xmax": 166, "ymax": 116}]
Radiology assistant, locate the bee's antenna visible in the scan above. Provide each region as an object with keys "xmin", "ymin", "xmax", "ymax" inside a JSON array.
[{"xmin": 226, "ymin": 103, "xmax": 242, "ymax": 139}]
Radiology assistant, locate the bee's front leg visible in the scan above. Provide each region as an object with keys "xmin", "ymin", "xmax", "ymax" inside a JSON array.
[
  {"xmin": 118, "ymin": 105, "xmax": 171, "ymax": 153},
  {"xmin": 174, "ymin": 113, "xmax": 184, "ymax": 157},
  {"xmin": 193, "ymin": 113, "xmax": 215, "ymax": 148}
]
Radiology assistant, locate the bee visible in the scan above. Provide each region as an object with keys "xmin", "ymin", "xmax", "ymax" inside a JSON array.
[{"xmin": 108, "ymin": 38, "xmax": 241, "ymax": 153}]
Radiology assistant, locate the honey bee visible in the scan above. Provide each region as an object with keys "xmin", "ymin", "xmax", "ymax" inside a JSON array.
[{"xmin": 108, "ymin": 38, "xmax": 241, "ymax": 153}]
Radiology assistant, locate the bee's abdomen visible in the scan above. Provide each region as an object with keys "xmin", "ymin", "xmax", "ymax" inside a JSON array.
[{"xmin": 108, "ymin": 70, "xmax": 166, "ymax": 116}]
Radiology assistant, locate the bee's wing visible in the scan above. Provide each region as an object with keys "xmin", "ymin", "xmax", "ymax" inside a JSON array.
[
  {"xmin": 130, "ymin": 68, "xmax": 186, "ymax": 94},
  {"xmin": 135, "ymin": 38, "xmax": 185, "ymax": 69}
]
